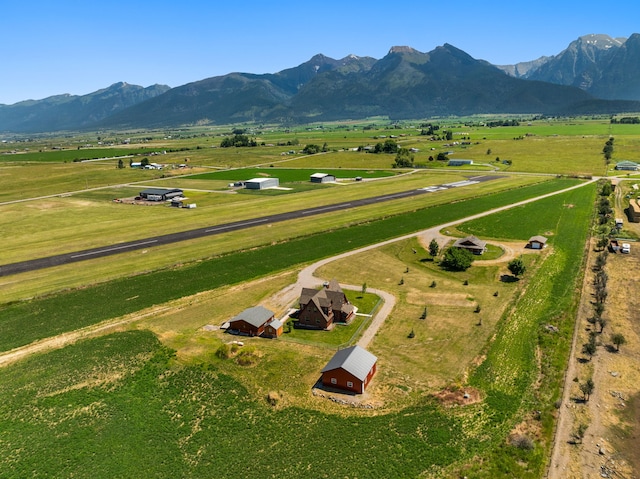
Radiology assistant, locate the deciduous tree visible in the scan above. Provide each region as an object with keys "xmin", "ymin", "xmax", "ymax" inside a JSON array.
[
  {"xmin": 428, "ymin": 239, "xmax": 440, "ymax": 258},
  {"xmin": 612, "ymin": 333, "xmax": 626, "ymax": 352},
  {"xmin": 441, "ymin": 247, "xmax": 474, "ymax": 271},
  {"xmin": 507, "ymin": 257, "xmax": 526, "ymax": 278},
  {"xmin": 579, "ymin": 378, "xmax": 595, "ymax": 402}
]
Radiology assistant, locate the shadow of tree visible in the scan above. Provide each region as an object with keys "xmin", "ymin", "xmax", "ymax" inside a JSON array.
[
  {"xmin": 605, "ymin": 344, "xmax": 619, "ymax": 353},
  {"xmin": 500, "ymin": 275, "xmax": 519, "ymax": 283}
]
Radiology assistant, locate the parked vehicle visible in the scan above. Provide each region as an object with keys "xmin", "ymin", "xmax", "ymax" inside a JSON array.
[
  {"xmin": 610, "ymin": 239, "xmax": 620, "ymax": 252},
  {"xmin": 621, "ymin": 243, "xmax": 631, "ymax": 254}
]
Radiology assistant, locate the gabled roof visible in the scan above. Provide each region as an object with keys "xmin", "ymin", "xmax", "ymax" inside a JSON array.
[
  {"xmin": 321, "ymin": 345, "xmax": 377, "ymax": 382},
  {"xmin": 528, "ymin": 235, "xmax": 548, "ymax": 244},
  {"xmin": 230, "ymin": 306, "xmax": 274, "ymax": 328},
  {"xmin": 453, "ymin": 235, "xmax": 486, "ymax": 249},
  {"xmin": 267, "ymin": 318, "xmax": 283, "ymax": 329},
  {"xmin": 299, "ymin": 280, "xmax": 347, "ymax": 312},
  {"xmin": 246, "ymin": 177, "xmax": 277, "ymax": 184},
  {"xmin": 326, "ymin": 278, "xmax": 342, "ymax": 292},
  {"xmin": 140, "ymin": 187, "xmax": 183, "ymax": 195},
  {"xmin": 615, "ymin": 160, "xmax": 638, "ymax": 167}
]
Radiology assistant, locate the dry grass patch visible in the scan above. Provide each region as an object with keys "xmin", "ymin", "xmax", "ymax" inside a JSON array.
[
  {"xmin": 314, "ymin": 238, "xmax": 521, "ymax": 398},
  {"xmin": 433, "ymin": 386, "xmax": 483, "ymax": 407}
]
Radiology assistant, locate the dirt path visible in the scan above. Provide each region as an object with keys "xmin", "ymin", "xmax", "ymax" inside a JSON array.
[
  {"xmin": 417, "ymin": 231, "xmax": 531, "ymax": 266},
  {"xmin": 0, "ymin": 306, "xmax": 171, "ymax": 368},
  {"xmin": 271, "ymin": 179, "xmax": 595, "ymax": 350}
]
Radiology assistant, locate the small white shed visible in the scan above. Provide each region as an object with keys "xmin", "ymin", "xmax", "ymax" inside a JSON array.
[{"xmin": 310, "ymin": 173, "xmax": 336, "ymax": 183}]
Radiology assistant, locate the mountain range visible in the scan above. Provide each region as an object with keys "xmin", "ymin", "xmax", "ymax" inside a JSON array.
[
  {"xmin": 2, "ymin": 34, "xmax": 640, "ymax": 133},
  {"xmin": 0, "ymin": 83, "xmax": 170, "ymax": 133}
]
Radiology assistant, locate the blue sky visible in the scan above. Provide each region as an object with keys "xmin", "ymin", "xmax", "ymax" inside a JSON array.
[{"xmin": 1, "ymin": 0, "xmax": 637, "ymax": 105}]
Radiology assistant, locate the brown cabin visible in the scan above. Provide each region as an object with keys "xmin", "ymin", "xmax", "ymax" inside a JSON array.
[
  {"xmin": 526, "ymin": 235, "xmax": 548, "ymax": 250},
  {"xmin": 263, "ymin": 319, "xmax": 283, "ymax": 339},
  {"xmin": 228, "ymin": 306, "xmax": 275, "ymax": 337},
  {"xmin": 453, "ymin": 235, "xmax": 487, "ymax": 255},
  {"xmin": 297, "ymin": 279, "xmax": 355, "ymax": 330}
]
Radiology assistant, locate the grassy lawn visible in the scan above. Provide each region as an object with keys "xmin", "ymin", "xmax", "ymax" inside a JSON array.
[
  {"xmin": 480, "ymin": 242, "xmax": 504, "ymax": 260},
  {"xmin": 316, "ymin": 236, "xmax": 519, "ymax": 392},
  {"xmin": 284, "ymin": 314, "xmax": 369, "ymax": 347},
  {"xmin": 280, "ymin": 291, "xmax": 380, "ymax": 348},
  {"xmin": 191, "ymin": 167, "xmax": 395, "ymax": 182}
]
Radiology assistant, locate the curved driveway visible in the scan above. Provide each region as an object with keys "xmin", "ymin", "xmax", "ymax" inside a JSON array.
[{"xmin": 271, "ymin": 178, "xmax": 597, "ymax": 349}]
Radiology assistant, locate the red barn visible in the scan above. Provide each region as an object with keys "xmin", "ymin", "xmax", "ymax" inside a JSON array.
[
  {"xmin": 227, "ymin": 306, "xmax": 275, "ymax": 337},
  {"xmin": 321, "ymin": 345, "xmax": 377, "ymax": 394}
]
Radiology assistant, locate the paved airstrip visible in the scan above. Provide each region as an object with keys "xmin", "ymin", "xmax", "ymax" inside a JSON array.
[{"xmin": 0, "ymin": 175, "xmax": 499, "ymax": 276}]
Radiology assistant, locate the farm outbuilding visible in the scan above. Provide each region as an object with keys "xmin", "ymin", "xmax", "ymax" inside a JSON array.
[
  {"xmin": 629, "ymin": 199, "xmax": 640, "ymax": 222},
  {"xmin": 447, "ymin": 159, "xmax": 474, "ymax": 166},
  {"xmin": 263, "ymin": 319, "xmax": 283, "ymax": 339},
  {"xmin": 321, "ymin": 345, "xmax": 377, "ymax": 394},
  {"xmin": 527, "ymin": 235, "xmax": 548, "ymax": 249},
  {"xmin": 245, "ymin": 178, "xmax": 279, "ymax": 189},
  {"xmin": 310, "ymin": 173, "xmax": 336, "ymax": 183},
  {"xmin": 227, "ymin": 306, "xmax": 275, "ymax": 337},
  {"xmin": 453, "ymin": 235, "xmax": 486, "ymax": 255},
  {"xmin": 139, "ymin": 188, "xmax": 184, "ymax": 201},
  {"xmin": 615, "ymin": 160, "xmax": 639, "ymax": 171}
]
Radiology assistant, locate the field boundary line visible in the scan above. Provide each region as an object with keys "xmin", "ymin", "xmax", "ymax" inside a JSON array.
[{"xmin": 0, "ymin": 306, "xmax": 172, "ymax": 368}]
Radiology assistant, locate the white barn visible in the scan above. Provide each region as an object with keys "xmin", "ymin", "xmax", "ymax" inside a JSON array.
[
  {"xmin": 310, "ymin": 172, "xmax": 336, "ymax": 183},
  {"xmin": 245, "ymin": 178, "xmax": 279, "ymax": 190}
]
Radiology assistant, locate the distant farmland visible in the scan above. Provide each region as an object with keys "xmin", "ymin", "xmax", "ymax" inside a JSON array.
[{"xmin": 190, "ymin": 168, "xmax": 396, "ymax": 183}]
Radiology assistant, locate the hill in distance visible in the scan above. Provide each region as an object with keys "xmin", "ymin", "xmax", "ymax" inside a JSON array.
[
  {"xmin": 0, "ymin": 83, "xmax": 170, "ymax": 133},
  {"xmin": 100, "ymin": 43, "xmax": 600, "ymax": 129}
]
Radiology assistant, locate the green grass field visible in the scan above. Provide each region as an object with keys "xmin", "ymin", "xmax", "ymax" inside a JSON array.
[
  {"xmin": 191, "ymin": 167, "xmax": 395, "ymax": 182},
  {"xmin": 0, "ymin": 183, "xmax": 596, "ymax": 479},
  {"xmin": 0, "ymin": 178, "xmax": 578, "ymax": 353},
  {"xmin": 0, "ymin": 174, "xmax": 544, "ymax": 302},
  {"xmin": 0, "ymin": 146, "xmax": 155, "ymax": 163},
  {"xmin": 0, "ymin": 118, "xmax": 618, "ymax": 478}
]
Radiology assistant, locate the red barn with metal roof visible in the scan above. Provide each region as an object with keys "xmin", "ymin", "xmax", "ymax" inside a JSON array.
[{"xmin": 321, "ymin": 345, "xmax": 377, "ymax": 394}]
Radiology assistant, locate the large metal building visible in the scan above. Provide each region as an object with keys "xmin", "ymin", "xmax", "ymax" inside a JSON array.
[
  {"xmin": 139, "ymin": 188, "xmax": 184, "ymax": 201},
  {"xmin": 310, "ymin": 172, "xmax": 336, "ymax": 183},
  {"xmin": 245, "ymin": 178, "xmax": 279, "ymax": 189}
]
